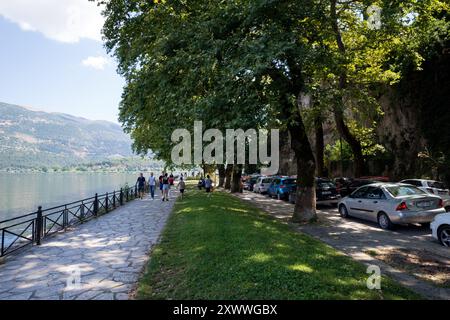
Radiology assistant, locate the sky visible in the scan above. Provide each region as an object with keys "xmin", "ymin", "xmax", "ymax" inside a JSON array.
[{"xmin": 0, "ymin": 0, "xmax": 124, "ymax": 123}]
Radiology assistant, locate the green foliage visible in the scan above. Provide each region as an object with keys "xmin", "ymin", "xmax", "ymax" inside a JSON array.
[{"xmin": 325, "ymin": 140, "xmax": 353, "ymax": 162}]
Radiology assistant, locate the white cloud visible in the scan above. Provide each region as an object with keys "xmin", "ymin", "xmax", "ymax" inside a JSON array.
[
  {"xmin": 0, "ymin": 0, "xmax": 105, "ymax": 43},
  {"xmin": 81, "ymin": 56, "xmax": 110, "ymax": 70}
]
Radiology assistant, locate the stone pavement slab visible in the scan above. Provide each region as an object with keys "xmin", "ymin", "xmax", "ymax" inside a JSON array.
[{"xmin": 0, "ymin": 191, "xmax": 178, "ymax": 300}]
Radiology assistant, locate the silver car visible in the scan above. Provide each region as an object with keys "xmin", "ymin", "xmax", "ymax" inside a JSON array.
[
  {"xmin": 338, "ymin": 183, "xmax": 446, "ymax": 230},
  {"xmin": 400, "ymin": 179, "xmax": 450, "ymax": 212},
  {"xmin": 253, "ymin": 177, "xmax": 274, "ymax": 194}
]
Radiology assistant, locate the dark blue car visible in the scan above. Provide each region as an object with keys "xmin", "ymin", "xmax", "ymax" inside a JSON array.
[{"xmin": 267, "ymin": 177, "xmax": 297, "ymax": 200}]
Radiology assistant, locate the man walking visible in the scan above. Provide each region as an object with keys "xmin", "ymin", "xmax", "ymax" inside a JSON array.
[
  {"xmin": 136, "ymin": 173, "xmax": 146, "ymax": 200},
  {"xmin": 148, "ymin": 172, "xmax": 156, "ymax": 200},
  {"xmin": 178, "ymin": 177, "xmax": 186, "ymax": 200}
]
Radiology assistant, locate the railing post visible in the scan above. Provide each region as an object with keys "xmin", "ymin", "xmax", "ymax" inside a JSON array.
[
  {"xmin": 35, "ymin": 206, "xmax": 43, "ymax": 245},
  {"xmin": 80, "ymin": 202, "xmax": 85, "ymax": 220},
  {"xmin": 105, "ymin": 192, "xmax": 109, "ymax": 213},
  {"xmin": 94, "ymin": 193, "xmax": 99, "ymax": 216},
  {"xmin": 120, "ymin": 188, "xmax": 124, "ymax": 205},
  {"xmin": 1, "ymin": 230, "xmax": 5, "ymax": 257},
  {"xmin": 113, "ymin": 191, "xmax": 116, "ymax": 208},
  {"xmin": 63, "ymin": 205, "xmax": 68, "ymax": 228}
]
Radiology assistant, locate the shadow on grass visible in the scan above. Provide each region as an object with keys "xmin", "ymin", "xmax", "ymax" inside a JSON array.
[{"xmin": 137, "ymin": 189, "xmax": 421, "ymax": 300}]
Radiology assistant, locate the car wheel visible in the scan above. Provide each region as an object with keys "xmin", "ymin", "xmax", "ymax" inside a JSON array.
[
  {"xmin": 339, "ymin": 204, "xmax": 349, "ymax": 218},
  {"xmin": 437, "ymin": 225, "xmax": 450, "ymax": 247},
  {"xmin": 378, "ymin": 212, "xmax": 394, "ymax": 230}
]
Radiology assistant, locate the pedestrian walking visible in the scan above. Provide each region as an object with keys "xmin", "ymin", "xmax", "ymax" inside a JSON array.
[
  {"xmin": 159, "ymin": 173, "xmax": 164, "ymax": 196},
  {"xmin": 136, "ymin": 173, "xmax": 146, "ymax": 200},
  {"xmin": 205, "ymin": 175, "xmax": 213, "ymax": 198},
  {"xmin": 162, "ymin": 173, "xmax": 170, "ymax": 201},
  {"xmin": 148, "ymin": 172, "xmax": 156, "ymax": 200},
  {"xmin": 178, "ymin": 177, "xmax": 186, "ymax": 200}
]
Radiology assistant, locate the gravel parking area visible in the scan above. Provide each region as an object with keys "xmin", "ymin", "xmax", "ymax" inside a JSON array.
[{"xmin": 235, "ymin": 191, "xmax": 450, "ymax": 300}]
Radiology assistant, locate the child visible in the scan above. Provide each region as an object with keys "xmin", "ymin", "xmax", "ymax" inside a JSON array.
[
  {"xmin": 205, "ymin": 175, "xmax": 213, "ymax": 198},
  {"xmin": 178, "ymin": 177, "xmax": 186, "ymax": 200}
]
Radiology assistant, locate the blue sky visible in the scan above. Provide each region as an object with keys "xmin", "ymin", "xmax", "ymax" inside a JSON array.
[{"xmin": 0, "ymin": 1, "xmax": 124, "ymax": 123}]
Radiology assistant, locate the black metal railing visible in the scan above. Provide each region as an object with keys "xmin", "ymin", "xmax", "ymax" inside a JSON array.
[{"xmin": 0, "ymin": 185, "xmax": 140, "ymax": 258}]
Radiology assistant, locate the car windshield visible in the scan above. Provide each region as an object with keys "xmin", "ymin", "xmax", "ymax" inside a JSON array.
[
  {"xmin": 318, "ymin": 181, "xmax": 335, "ymax": 189},
  {"xmin": 428, "ymin": 181, "xmax": 447, "ymax": 189},
  {"xmin": 282, "ymin": 179, "xmax": 296, "ymax": 185},
  {"xmin": 263, "ymin": 178, "xmax": 272, "ymax": 183},
  {"xmin": 385, "ymin": 185, "xmax": 426, "ymax": 197}
]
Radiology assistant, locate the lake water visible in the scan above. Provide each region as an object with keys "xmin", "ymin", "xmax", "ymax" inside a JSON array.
[{"xmin": 0, "ymin": 172, "xmax": 142, "ymax": 222}]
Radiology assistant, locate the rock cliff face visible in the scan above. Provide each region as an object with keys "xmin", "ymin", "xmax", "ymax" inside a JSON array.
[
  {"xmin": 377, "ymin": 46, "xmax": 450, "ymax": 181},
  {"xmin": 376, "ymin": 86, "xmax": 427, "ymax": 180}
]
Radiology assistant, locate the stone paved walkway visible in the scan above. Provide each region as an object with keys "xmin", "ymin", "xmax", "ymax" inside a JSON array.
[{"xmin": 0, "ymin": 191, "xmax": 177, "ymax": 300}]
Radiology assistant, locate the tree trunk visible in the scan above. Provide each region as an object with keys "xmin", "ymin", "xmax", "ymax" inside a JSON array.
[
  {"xmin": 217, "ymin": 164, "xmax": 226, "ymax": 188},
  {"xmin": 330, "ymin": 0, "xmax": 365, "ymax": 177},
  {"xmin": 315, "ymin": 116, "xmax": 325, "ymax": 177},
  {"xmin": 230, "ymin": 164, "xmax": 243, "ymax": 193},
  {"xmin": 289, "ymin": 108, "xmax": 317, "ymax": 223},
  {"xmin": 334, "ymin": 107, "xmax": 365, "ymax": 177},
  {"xmin": 224, "ymin": 164, "xmax": 232, "ymax": 190}
]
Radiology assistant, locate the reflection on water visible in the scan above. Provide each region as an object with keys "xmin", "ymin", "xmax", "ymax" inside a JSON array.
[{"xmin": 0, "ymin": 172, "xmax": 142, "ymax": 222}]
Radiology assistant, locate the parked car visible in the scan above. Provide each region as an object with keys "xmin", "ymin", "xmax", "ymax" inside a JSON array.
[
  {"xmin": 334, "ymin": 177, "xmax": 352, "ymax": 194},
  {"xmin": 254, "ymin": 177, "xmax": 274, "ymax": 194},
  {"xmin": 338, "ymin": 183, "xmax": 446, "ymax": 230},
  {"xmin": 316, "ymin": 178, "xmax": 341, "ymax": 206},
  {"xmin": 338, "ymin": 178, "xmax": 378, "ymax": 197},
  {"xmin": 267, "ymin": 177, "xmax": 297, "ymax": 200},
  {"xmin": 288, "ymin": 178, "xmax": 340, "ymax": 206},
  {"xmin": 244, "ymin": 176, "xmax": 260, "ymax": 191},
  {"xmin": 431, "ymin": 213, "xmax": 450, "ymax": 247},
  {"xmin": 400, "ymin": 179, "xmax": 450, "ymax": 212}
]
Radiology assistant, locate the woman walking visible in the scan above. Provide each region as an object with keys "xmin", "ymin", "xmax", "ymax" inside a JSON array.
[{"xmin": 162, "ymin": 173, "xmax": 170, "ymax": 201}]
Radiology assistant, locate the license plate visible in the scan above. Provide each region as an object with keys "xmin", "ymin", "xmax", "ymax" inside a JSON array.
[
  {"xmin": 417, "ymin": 201, "xmax": 431, "ymax": 208},
  {"xmin": 322, "ymin": 191, "xmax": 332, "ymax": 195}
]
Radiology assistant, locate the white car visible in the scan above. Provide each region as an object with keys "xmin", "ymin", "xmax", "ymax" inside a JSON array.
[
  {"xmin": 254, "ymin": 177, "xmax": 274, "ymax": 194},
  {"xmin": 400, "ymin": 179, "xmax": 450, "ymax": 212},
  {"xmin": 431, "ymin": 213, "xmax": 450, "ymax": 247}
]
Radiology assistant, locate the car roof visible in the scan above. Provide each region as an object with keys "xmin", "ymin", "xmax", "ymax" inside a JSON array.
[
  {"xmin": 362, "ymin": 182, "xmax": 413, "ymax": 188},
  {"xmin": 401, "ymin": 178, "xmax": 441, "ymax": 183}
]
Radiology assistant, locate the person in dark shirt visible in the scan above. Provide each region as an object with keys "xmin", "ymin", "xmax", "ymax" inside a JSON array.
[
  {"xmin": 162, "ymin": 173, "xmax": 170, "ymax": 202},
  {"xmin": 159, "ymin": 173, "xmax": 164, "ymax": 196},
  {"xmin": 136, "ymin": 173, "xmax": 146, "ymax": 199}
]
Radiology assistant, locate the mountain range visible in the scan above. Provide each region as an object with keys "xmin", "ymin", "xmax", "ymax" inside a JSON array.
[{"xmin": 0, "ymin": 102, "xmax": 135, "ymax": 170}]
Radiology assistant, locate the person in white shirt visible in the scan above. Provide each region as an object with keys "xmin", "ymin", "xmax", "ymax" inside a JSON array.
[{"xmin": 148, "ymin": 172, "xmax": 156, "ymax": 200}]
